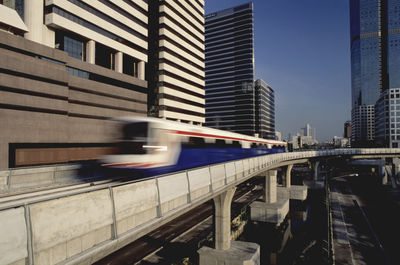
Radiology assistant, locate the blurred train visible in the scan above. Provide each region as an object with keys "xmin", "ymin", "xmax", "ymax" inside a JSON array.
[{"xmin": 100, "ymin": 117, "xmax": 287, "ymax": 176}]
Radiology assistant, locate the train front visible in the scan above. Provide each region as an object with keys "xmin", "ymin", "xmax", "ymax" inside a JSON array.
[{"xmin": 100, "ymin": 118, "xmax": 180, "ymax": 177}]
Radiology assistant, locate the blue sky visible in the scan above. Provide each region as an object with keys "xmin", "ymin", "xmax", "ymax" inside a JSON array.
[{"xmin": 204, "ymin": 0, "xmax": 351, "ymax": 141}]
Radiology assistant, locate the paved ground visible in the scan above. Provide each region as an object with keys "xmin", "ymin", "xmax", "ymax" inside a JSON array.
[{"xmin": 330, "ymin": 175, "xmax": 396, "ymax": 265}]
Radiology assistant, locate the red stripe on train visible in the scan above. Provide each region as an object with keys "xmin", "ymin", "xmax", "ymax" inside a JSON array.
[{"xmin": 169, "ymin": 130, "xmax": 286, "ymax": 145}]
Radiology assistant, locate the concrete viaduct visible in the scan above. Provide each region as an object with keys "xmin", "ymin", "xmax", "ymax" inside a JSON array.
[{"xmin": 1, "ymin": 148, "xmax": 399, "ymax": 265}]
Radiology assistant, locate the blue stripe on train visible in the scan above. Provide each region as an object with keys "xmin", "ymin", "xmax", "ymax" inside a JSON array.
[{"xmin": 106, "ymin": 147, "xmax": 285, "ymax": 178}]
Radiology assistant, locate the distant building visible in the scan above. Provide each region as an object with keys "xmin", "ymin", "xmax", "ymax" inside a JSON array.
[
  {"xmin": 291, "ymin": 123, "xmax": 318, "ymax": 149},
  {"xmin": 350, "ymin": 0, "xmax": 400, "ymax": 146},
  {"xmin": 204, "ymin": 2, "xmax": 255, "ymax": 135},
  {"xmin": 291, "ymin": 134, "xmax": 318, "ymax": 149},
  {"xmin": 333, "ymin": 136, "xmax": 350, "ymax": 148},
  {"xmin": 275, "ymin": 131, "xmax": 282, "ymax": 141},
  {"xmin": 302, "ymin": 123, "xmax": 311, "ymax": 137},
  {"xmin": 301, "ymin": 123, "xmax": 316, "ymax": 139},
  {"xmin": 255, "ymin": 79, "xmax": 275, "ymax": 139},
  {"xmin": 344, "ymin": 121, "xmax": 352, "ymax": 138}
]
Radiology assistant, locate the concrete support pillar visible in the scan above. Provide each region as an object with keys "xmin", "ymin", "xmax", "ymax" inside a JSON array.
[
  {"xmin": 86, "ymin": 40, "xmax": 95, "ymax": 64},
  {"xmin": 284, "ymin": 165, "xmax": 293, "ymax": 188},
  {"xmin": 24, "ymin": 0, "xmax": 43, "ymax": 43},
  {"xmin": 379, "ymin": 160, "xmax": 388, "ymax": 185},
  {"xmin": 250, "ymin": 170, "xmax": 289, "ymax": 224},
  {"xmin": 198, "ymin": 187, "xmax": 260, "ymax": 265},
  {"xmin": 214, "ymin": 187, "xmax": 236, "ymax": 250},
  {"xmin": 138, "ymin": 61, "xmax": 145, "ymax": 80},
  {"xmin": 393, "ymin": 158, "xmax": 400, "ymax": 184},
  {"xmin": 115, "ymin": 51, "xmax": 123, "ymax": 73},
  {"xmin": 278, "ymin": 165, "xmax": 308, "ymax": 201},
  {"xmin": 313, "ymin": 161, "xmax": 320, "ymax": 181},
  {"xmin": 263, "ymin": 170, "xmax": 277, "ymax": 203}
]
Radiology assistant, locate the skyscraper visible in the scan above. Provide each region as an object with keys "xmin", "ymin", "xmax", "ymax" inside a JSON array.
[
  {"xmin": 344, "ymin": 120, "xmax": 352, "ymax": 138},
  {"xmin": 350, "ymin": 0, "xmax": 400, "ymax": 146},
  {"xmin": 254, "ymin": 79, "xmax": 275, "ymax": 139},
  {"xmin": 204, "ymin": 2, "xmax": 255, "ymax": 136},
  {"xmin": 147, "ymin": 0, "xmax": 205, "ymax": 125}
]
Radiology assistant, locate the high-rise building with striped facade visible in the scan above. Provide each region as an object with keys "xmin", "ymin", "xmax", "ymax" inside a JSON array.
[
  {"xmin": 255, "ymin": 79, "xmax": 275, "ymax": 139},
  {"xmin": 148, "ymin": 0, "xmax": 205, "ymax": 125},
  {"xmin": 204, "ymin": 2, "xmax": 255, "ymax": 136},
  {"xmin": 0, "ymin": 0, "xmax": 207, "ymax": 169}
]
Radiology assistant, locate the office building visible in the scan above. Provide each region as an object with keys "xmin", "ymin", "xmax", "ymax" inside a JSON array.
[
  {"xmin": 344, "ymin": 120, "xmax": 352, "ymax": 138},
  {"xmin": 0, "ymin": 1, "xmax": 149, "ymax": 169},
  {"xmin": 301, "ymin": 123, "xmax": 316, "ymax": 140},
  {"xmin": 0, "ymin": 0, "xmax": 207, "ymax": 169},
  {"xmin": 350, "ymin": 0, "xmax": 400, "ymax": 146},
  {"xmin": 302, "ymin": 123, "xmax": 311, "ymax": 137},
  {"xmin": 204, "ymin": 2, "xmax": 255, "ymax": 135},
  {"xmin": 254, "ymin": 79, "xmax": 275, "ymax": 139},
  {"xmin": 147, "ymin": 0, "xmax": 205, "ymax": 125},
  {"xmin": 333, "ymin": 136, "xmax": 350, "ymax": 147},
  {"xmin": 375, "ymin": 88, "xmax": 400, "ymax": 147}
]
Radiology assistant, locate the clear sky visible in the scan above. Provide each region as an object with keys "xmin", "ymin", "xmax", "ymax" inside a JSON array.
[{"xmin": 204, "ymin": 0, "xmax": 351, "ymax": 142}]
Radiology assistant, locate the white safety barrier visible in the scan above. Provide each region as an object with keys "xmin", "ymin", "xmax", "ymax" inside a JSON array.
[
  {"xmin": 0, "ymin": 148, "xmax": 399, "ymax": 265},
  {"xmin": 0, "ymin": 164, "xmax": 97, "ymax": 194}
]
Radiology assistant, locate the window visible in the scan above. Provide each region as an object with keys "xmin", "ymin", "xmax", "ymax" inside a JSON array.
[
  {"xmin": 123, "ymin": 54, "xmax": 139, "ymax": 77},
  {"xmin": 215, "ymin": 139, "xmax": 225, "ymax": 148},
  {"xmin": 55, "ymin": 31, "xmax": 85, "ymax": 60},
  {"xmin": 184, "ymin": 137, "xmax": 206, "ymax": 149},
  {"xmin": 119, "ymin": 122, "xmax": 148, "ymax": 154},
  {"xmin": 96, "ymin": 43, "xmax": 114, "ymax": 69},
  {"xmin": 1, "ymin": 0, "xmax": 24, "ymax": 18}
]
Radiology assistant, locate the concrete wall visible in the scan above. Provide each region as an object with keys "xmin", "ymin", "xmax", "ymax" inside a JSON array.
[
  {"xmin": 30, "ymin": 190, "xmax": 113, "ymax": 265},
  {"xmin": 0, "ymin": 153, "xmax": 270, "ymax": 265},
  {"xmin": 0, "ymin": 207, "xmax": 27, "ymax": 265}
]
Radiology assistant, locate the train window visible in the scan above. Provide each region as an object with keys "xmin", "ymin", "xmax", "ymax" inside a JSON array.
[
  {"xmin": 215, "ymin": 139, "xmax": 225, "ymax": 148},
  {"xmin": 183, "ymin": 137, "xmax": 205, "ymax": 149},
  {"xmin": 118, "ymin": 122, "xmax": 148, "ymax": 154},
  {"xmin": 251, "ymin": 143, "xmax": 257, "ymax": 148},
  {"xmin": 122, "ymin": 122, "xmax": 148, "ymax": 140},
  {"xmin": 232, "ymin": 141, "xmax": 241, "ymax": 148}
]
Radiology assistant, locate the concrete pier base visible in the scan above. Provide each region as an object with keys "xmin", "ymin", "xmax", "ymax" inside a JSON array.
[
  {"xmin": 277, "ymin": 186, "xmax": 308, "ymax": 201},
  {"xmin": 304, "ymin": 179, "xmax": 324, "ymax": 190},
  {"xmin": 250, "ymin": 199, "xmax": 289, "ymax": 224},
  {"xmin": 198, "ymin": 241, "xmax": 260, "ymax": 265}
]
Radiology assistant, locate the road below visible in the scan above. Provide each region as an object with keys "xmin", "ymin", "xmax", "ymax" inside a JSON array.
[{"xmin": 330, "ymin": 173, "xmax": 400, "ymax": 265}]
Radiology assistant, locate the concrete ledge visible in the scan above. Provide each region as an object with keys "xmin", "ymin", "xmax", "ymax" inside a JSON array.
[
  {"xmin": 277, "ymin": 186, "xmax": 308, "ymax": 201},
  {"xmin": 198, "ymin": 241, "xmax": 260, "ymax": 265},
  {"xmin": 250, "ymin": 199, "xmax": 289, "ymax": 224},
  {"xmin": 9, "ymin": 167, "xmax": 56, "ymax": 190},
  {"xmin": 0, "ymin": 170, "xmax": 9, "ymax": 192},
  {"xmin": 277, "ymin": 187, "xmax": 290, "ymax": 200},
  {"xmin": 290, "ymin": 185, "xmax": 308, "ymax": 200},
  {"xmin": 54, "ymin": 165, "xmax": 81, "ymax": 184},
  {"xmin": 304, "ymin": 180, "xmax": 324, "ymax": 190}
]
